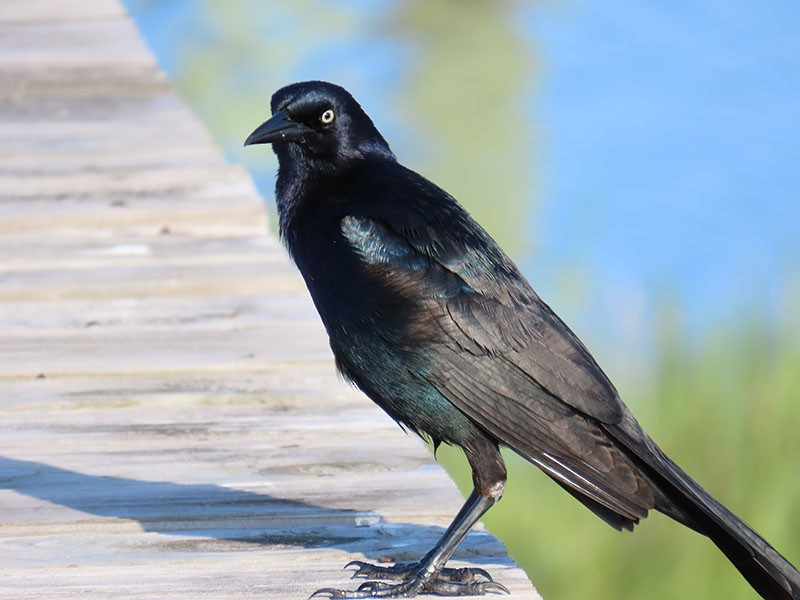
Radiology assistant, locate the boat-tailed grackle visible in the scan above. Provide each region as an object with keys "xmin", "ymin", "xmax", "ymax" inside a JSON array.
[{"xmin": 245, "ymin": 80, "xmax": 800, "ymax": 599}]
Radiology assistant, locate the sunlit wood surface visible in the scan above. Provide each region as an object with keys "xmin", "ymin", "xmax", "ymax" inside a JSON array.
[{"xmin": 0, "ymin": 1, "xmax": 541, "ymax": 598}]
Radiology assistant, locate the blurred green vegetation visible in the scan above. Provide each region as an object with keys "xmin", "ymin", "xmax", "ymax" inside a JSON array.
[
  {"xmin": 123, "ymin": 2, "xmax": 800, "ymax": 598},
  {"xmin": 387, "ymin": 0, "xmax": 534, "ymax": 256},
  {"xmin": 436, "ymin": 304, "xmax": 800, "ymax": 600}
]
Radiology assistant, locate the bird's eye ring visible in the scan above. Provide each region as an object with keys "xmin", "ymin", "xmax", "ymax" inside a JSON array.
[{"xmin": 320, "ymin": 109, "xmax": 335, "ymax": 125}]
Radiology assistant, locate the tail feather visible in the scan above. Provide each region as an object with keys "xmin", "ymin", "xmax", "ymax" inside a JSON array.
[
  {"xmin": 606, "ymin": 418, "xmax": 800, "ymax": 599},
  {"xmin": 651, "ymin": 449, "xmax": 800, "ymax": 600}
]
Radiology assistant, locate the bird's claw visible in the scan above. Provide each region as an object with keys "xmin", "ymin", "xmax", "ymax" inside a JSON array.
[
  {"xmin": 344, "ymin": 559, "xmax": 493, "ymax": 583},
  {"xmin": 427, "ymin": 580, "xmax": 510, "ymax": 596},
  {"xmin": 312, "ymin": 561, "xmax": 508, "ymax": 598},
  {"xmin": 310, "ymin": 588, "xmax": 353, "ymax": 599},
  {"xmin": 357, "ymin": 581, "xmax": 391, "ymax": 592},
  {"xmin": 344, "ymin": 560, "xmax": 384, "ymax": 579},
  {"xmin": 309, "ymin": 582, "xmax": 398, "ymax": 599},
  {"xmin": 345, "ymin": 560, "xmax": 412, "ymax": 581},
  {"xmin": 454, "ymin": 567, "xmax": 494, "ymax": 583}
]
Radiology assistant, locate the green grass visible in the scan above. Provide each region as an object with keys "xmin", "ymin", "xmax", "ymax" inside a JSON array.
[{"xmin": 435, "ymin": 316, "xmax": 800, "ymax": 599}]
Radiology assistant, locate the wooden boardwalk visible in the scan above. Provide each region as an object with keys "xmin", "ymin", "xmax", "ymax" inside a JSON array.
[{"xmin": 0, "ymin": 2, "xmax": 541, "ymax": 598}]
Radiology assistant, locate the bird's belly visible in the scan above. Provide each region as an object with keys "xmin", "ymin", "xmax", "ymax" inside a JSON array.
[
  {"xmin": 290, "ymin": 234, "xmax": 484, "ymax": 445},
  {"xmin": 332, "ymin": 334, "xmax": 481, "ymax": 447}
]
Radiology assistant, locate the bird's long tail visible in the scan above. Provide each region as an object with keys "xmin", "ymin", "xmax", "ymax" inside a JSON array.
[{"xmin": 648, "ymin": 447, "xmax": 800, "ymax": 600}]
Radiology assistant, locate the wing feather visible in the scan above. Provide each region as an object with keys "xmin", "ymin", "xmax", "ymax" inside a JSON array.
[
  {"xmin": 343, "ymin": 212, "xmax": 623, "ymax": 421},
  {"xmin": 342, "ymin": 211, "xmax": 656, "ymax": 522}
]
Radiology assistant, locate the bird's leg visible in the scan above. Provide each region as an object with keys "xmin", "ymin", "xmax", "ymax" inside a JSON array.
[
  {"xmin": 314, "ymin": 490, "xmax": 506, "ymax": 598},
  {"xmin": 313, "ymin": 439, "xmax": 508, "ymax": 598}
]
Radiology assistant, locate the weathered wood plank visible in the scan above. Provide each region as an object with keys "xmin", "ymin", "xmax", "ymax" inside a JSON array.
[{"xmin": 0, "ymin": 1, "xmax": 542, "ymax": 598}]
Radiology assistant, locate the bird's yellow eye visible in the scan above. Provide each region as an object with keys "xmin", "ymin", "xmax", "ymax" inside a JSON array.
[{"xmin": 320, "ymin": 109, "xmax": 335, "ymax": 124}]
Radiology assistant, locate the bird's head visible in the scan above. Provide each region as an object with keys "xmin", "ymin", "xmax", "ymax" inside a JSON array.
[{"xmin": 244, "ymin": 81, "xmax": 394, "ymax": 171}]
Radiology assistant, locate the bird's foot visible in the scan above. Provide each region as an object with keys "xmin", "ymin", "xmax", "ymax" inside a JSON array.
[
  {"xmin": 346, "ymin": 560, "xmax": 494, "ymax": 584},
  {"xmin": 310, "ymin": 560, "xmax": 509, "ymax": 598}
]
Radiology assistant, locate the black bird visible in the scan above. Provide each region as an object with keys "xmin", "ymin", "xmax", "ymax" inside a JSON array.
[{"xmin": 245, "ymin": 81, "xmax": 800, "ymax": 599}]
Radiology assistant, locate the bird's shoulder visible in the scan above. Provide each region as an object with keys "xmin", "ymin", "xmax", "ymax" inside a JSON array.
[{"xmin": 340, "ymin": 161, "xmax": 522, "ymax": 294}]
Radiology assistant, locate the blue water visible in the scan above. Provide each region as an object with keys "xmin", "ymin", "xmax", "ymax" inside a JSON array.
[
  {"xmin": 124, "ymin": 1, "xmax": 799, "ymax": 355},
  {"xmin": 526, "ymin": 1, "xmax": 800, "ymax": 340}
]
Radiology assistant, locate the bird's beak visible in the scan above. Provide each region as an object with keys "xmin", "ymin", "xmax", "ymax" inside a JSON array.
[{"xmin": 244, "ymin": 109, "xmax": 305, "ymax": 146}]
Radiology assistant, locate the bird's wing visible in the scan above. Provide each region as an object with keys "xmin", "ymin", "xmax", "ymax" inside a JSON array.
[
  {"xmin": 341, "ymin": 209, "xmax": 623, "ymax": 423},
  {"xmin": 342, "ymin": 212, "xmax": 658, "ymax": 523}
]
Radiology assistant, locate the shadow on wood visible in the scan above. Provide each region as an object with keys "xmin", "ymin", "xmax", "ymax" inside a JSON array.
[{"xmin": 0, "ymin": 454, "xmax": 500, "ymax": 564}]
